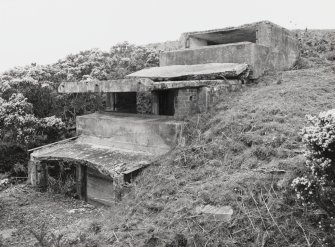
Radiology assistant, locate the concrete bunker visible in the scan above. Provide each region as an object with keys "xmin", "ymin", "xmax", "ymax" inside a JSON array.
[
  {"xmin": 29, "ymin": 63, "xmax": 247, "ymax": 205},
  {"xmin": 28, "ymin": 21, "xmax": 299, "ymax": 206}
]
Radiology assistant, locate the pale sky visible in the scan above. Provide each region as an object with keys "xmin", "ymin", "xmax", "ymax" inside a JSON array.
[{"xmin": 0, "ymin": 0, "xmax": 334, "ymax": 73}]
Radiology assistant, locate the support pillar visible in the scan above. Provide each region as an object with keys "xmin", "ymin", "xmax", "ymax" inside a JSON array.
[
  {"xmin": 35, "ymin": 161, "xmax": 48, "ymax": 192},
  {"xmin": 151, "ymin": 91, "xmax": 159, "ymax": 115},
  {"xmin": 106, "ymin": 93, "xmax": 116, "ymax": 111},
  {"xmin": 113, "ymin": 175, "xmax": 124, "ymax": 202},
  {"xmin": 76, "ymin": 164, "xmax": 87, "ymax": 201},
  {"xmin": 27, "ymin": 159, "xmax": 37, "ymax": 186}
]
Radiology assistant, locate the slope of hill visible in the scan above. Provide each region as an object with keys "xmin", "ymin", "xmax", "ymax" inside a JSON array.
[
  {"xmin": 1, "ymin": 30, "xmax": 335, "ymax": 247},
  {"xmin": 1, "ymin": 64, "xmax": 334, "ymax": 247}
]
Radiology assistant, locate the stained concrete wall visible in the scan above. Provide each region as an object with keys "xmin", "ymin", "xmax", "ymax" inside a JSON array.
[
  {"xmin": 256, "ymin": 22, "xmax": 299, "ymax": 70},
  {"xmin": 172, "ymin": 80, "xmax": 243, "ymax": 118},
  {"xmin": 76, "ymin": 112, "xmax": 183, "ymax": 155},
  {"xmin": 160, "ymin": 42, "xmax": 298, "ymax": 79},
  {"xmin": 160, "ymin": 42, "xmax": 254, "ymax": 66},
  {"xmin": 160, "ymin": 42, "xmax": 261, "ymax": 77},
  {"xmin": 174, "ymin": 88, "xmax": 199, "ymax": 117}
]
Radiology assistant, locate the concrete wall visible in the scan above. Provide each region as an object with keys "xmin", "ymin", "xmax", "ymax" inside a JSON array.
[
  {"xmin": 174, "ymin": 88, "xmax": 199, "ymax": 117},
  {"xmin": 160, "ymin": 43, "xmax": 261, "ymax": 77},
  {"xmin": 173, "ymin": 80, "xmax": 243, "ymax": 118},
  {"xmin": 160, "ymin": 41, "xmax": 298, "ymax": 79},
  {"xmin": 256, "ymin": 22, "xmax": 299, "ymax": 70},
  {"xmin": 160, "ymin": 42, "xmax": 254, "ymax": 66},
  {"xmin": 76, "ymin": 113, "xmax": 183, "ymax": 155}
]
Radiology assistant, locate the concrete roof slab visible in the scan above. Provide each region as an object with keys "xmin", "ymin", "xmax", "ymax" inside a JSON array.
[
  {"xmin": 31, "ymin": 137, "xmax": 154, "ymax": 177},
  {"xmin": 126, "ymin": 63, "xmax": 249, "ymax": 80}
]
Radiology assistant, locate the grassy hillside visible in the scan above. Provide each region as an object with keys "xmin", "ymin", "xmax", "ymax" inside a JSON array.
[
  {"xmin": 82, "ymin": 65, "xmax": 334, "ymax": 247},
  {"xmin": 1, "ymin": 30, "xmax": 335, "ymax": 246},
  {"xmin": 2, "ymin": 65, "xmax": 332, "ymax": 247}
]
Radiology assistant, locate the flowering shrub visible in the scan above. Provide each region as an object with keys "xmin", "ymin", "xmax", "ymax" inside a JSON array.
[
  {"xmin": 292, "ymin": 110, "xmax": 335, "ymax": 213},
  {"xmin": 0, "ymin": 93, "xmax": 40, "ymax": 146},
  {"xmin": 0, "ymin": 93, "xmax": 65, "ymax": 148},
  {"xmin": 292, "ymin": 109, "xmax": 335, "ymax": 244}
]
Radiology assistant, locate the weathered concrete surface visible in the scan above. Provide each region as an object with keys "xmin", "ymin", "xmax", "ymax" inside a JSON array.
[
  {"xmin": 161, "ymin": 21, "xmax": 299, "ymax": 79},
  {"xmin": 31, "ymin": 139, "xmax": 152, "ymax": 178},
  {"xmin": 127, "ymin": 63, "xmax": 249, "ymax": 80},
  {"xmin": 58, "ymin": 78, "xmax": 243, "ymax": 93},
  {"xmin": 58, "ymin": 78, "xmax": 154, "ymax": 93},
  {"xmin": 195, "ymin": 205, "xmax": 233, "ymax": 222},
  {"xmin": 150, "ymin": 79, "xmax": 242, "ymax": 90},
  {"xmin": 76, "ymin": 112, "xmax": 183, "ymax": 155}
]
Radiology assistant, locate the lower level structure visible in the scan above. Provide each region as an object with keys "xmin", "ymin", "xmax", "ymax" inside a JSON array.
[{"xmin": 28, "ymin": 113, "xmax": 183, "ymax": 205}]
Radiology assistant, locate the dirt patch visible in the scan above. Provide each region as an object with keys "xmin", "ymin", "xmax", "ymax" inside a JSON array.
[{"xmin": 0, "ymin": 184, "xmax": 102, "ymax": 246}]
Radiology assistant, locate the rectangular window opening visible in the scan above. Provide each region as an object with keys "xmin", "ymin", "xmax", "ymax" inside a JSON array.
[
  {"xmin": 188, "ymin": 27, "xmax": 257, "ymax": 48},
  {"xmin": 105, "ymin": 92, "xmax": 137, "ymax": 114}
]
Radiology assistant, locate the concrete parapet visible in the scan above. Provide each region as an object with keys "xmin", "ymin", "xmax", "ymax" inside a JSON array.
[{"xmin": 76, "ymin": 112, "xmax": 183, "ymax": 155}]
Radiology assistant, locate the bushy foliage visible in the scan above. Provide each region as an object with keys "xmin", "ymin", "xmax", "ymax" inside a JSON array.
[
  {"xmin": 0, "ymin": 42, "xmax": 159, "ymax": 123},
  {"xmin": 0, "ymin": 93, "xmax": 65, "ymax": 148},
  {"xmin": 292, "ymin": 109, "xmax": 335, "ymax": 244}
]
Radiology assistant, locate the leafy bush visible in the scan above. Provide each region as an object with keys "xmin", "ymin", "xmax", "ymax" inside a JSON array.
[
  {"xmin": 0, "ymin": 93, "xmax": 40, "ymax": 146},
  {"xmin": 0, "ymin": 93, "xmax": 65, "ymax": 148},
  {"xmin": 292, "ymin": 109, "xmax": 335, "ymax": 244},
  {"xmin": 0, "ymin": 42, "xmax": 159, "ymax": 124}
]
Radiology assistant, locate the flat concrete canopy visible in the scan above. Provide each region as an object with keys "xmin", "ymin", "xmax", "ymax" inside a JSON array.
[
  {"xmin": 127, "ymin": 63, "xmax": 249, "ymax": 81},
  {"xmin": 58, "ymin": 78, "xmax": 154, "ymax": 93}
]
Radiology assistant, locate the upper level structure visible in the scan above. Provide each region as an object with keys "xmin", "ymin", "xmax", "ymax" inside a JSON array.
[{"xmin": 160, "ymin": 21, "xmax": 299, "ymax": 78}]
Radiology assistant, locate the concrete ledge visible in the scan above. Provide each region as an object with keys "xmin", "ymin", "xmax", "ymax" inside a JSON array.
[
  {"xmin": 58, "ymin": 78, "xmax": 154, "ymax": 93},
  {"xmin": 127, "ymin": 63, "xmax": 249, "ymax": 80}
]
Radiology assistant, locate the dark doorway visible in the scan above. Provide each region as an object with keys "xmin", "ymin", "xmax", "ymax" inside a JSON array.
[
  {"xmin": 115, "ymin": 92, "xmax": 137, "ymax": 113},
  {"xmin": 158, "ymin": 90, "xmax": 176, "ymax": 116}
]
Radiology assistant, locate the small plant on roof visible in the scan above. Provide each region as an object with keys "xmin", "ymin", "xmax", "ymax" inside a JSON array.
[{"xmin": 292, "ymin": 109, "xmax": 335, "ymax": 244}]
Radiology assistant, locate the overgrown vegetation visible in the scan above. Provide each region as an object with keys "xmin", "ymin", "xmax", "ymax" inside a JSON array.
[
  {"xmin": 293, "ymin": 29, "xmax": 335, "ymax": 69},
  {"xmin": 292, "ymin": 109, "xmax": 335, "ymax": 245}
]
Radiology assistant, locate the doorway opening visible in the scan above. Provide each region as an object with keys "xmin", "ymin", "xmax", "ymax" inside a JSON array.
[{"xmin": 158, "ymin": 90, "xmax": 176, "ymax": 116}]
